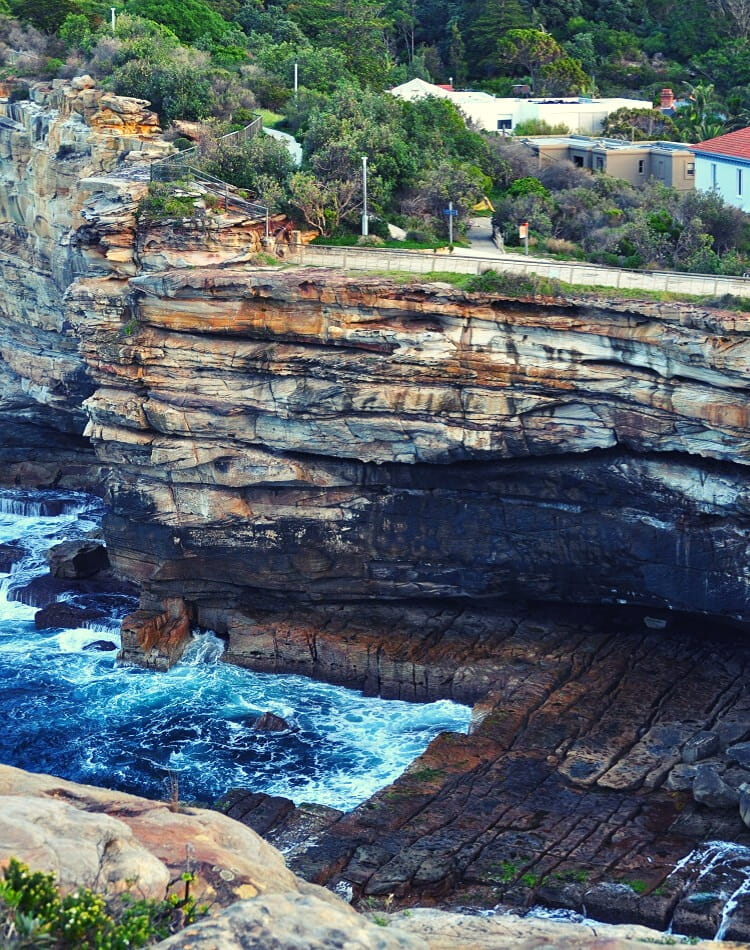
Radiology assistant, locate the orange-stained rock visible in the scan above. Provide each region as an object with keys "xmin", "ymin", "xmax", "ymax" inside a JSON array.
[{"xmin": 120, "ymin": 598, "xmax": 194, "ymax": 670}]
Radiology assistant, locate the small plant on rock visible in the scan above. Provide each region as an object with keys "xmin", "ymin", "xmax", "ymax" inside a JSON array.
[{"xmin": 0, "ymin": 857, "xmax": 207, "ymax": 948}]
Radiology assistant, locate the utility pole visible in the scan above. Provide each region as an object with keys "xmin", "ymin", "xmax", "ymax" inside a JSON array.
[
  {"xmin": 111, "ymin": 7, "xmax": 116, "ymax": 31},
  {"xmin": 361, "ymin": 156, "xmax": 369, "ymax": 237},
  {"xmin": 294, "ymin": 62, "xmax": 298, "ymax": 102}
]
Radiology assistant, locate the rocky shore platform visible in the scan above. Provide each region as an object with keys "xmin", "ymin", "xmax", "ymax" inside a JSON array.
[
  {"xmin": 215, "ymin": 600, "xmax": 750, "ymax": 941},
  {"xmin": 0, "ymin": 762, "xmax": 743, "ymax": 949}
]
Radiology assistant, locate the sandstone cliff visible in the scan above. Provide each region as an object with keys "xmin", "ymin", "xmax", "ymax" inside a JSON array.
[
  {"xmin": 6, "ymin": 79, "xmax": 750, "ymax": 935},
  {"xmin": 72, "ymin": 268, "xmax": 750, "ymax": 649}
]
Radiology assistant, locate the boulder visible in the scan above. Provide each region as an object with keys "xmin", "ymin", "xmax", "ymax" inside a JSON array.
[
  {"xmin": 682, "ymin": 731, "xmax": 720, "ymax": 764},
  {"xmin": 726, "ymin": 741, "xmax": 750, "ymax": 768},
  {"xmin": 82, "ymin": 639, "xmax": 117, "ymax": 651},
  {"xmin": 251, "ymin": 711, "xmax": 291, "ymax": 732},
  {"xmin": 739, "ymin": 783, "xmax": 750, "ymax": 829},
  {"xmin": 47, "ymin": 540, "xmax": 109, "ymax": 579},
  {"xmin": 693, "ymin": 765, "xmax": 740, "ymax": 809},
  {"xmin": 0, "ymin": 542, "xmax": 24, "ymax": 572},
  {"xmin": 35, "ymin": 601, "xmax": 106, "ymax": 630},
  {"xmin": 156, "ymin": 892, "xmax": 424, "ymax": 949}
]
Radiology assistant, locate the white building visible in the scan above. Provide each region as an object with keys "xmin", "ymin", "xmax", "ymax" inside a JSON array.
[
  {"xmin": 389, "ymin": 78, "xmax": 651, "ymax": 135},
  {"xmin": 691, "ymin": 128, "xmax": 750, "ymax": 213}
]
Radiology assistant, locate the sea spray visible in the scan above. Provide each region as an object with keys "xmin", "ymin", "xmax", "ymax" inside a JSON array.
[{"xmin": 0, "ymin": 489, "xmax": 471, "ymax": 810}]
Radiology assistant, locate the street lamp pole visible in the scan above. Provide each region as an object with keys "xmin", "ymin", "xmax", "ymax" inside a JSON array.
[{"xmin": 361, "ymin": 156, "xmax": 369, "ymax": 237}]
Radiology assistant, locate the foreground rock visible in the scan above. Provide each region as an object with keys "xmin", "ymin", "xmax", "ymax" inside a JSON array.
[{"xmin": 0, "ymin": 764, "xmax": 739, "ymax": 950}]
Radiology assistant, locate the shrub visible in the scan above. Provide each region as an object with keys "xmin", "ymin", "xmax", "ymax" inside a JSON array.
[
  {"xmin": 0, "ymin": 857, "xmax": 207, "ymax": 948},
  {"xmin": 464, "ymin": 269, "xmax": 562, "ymax": 297}
]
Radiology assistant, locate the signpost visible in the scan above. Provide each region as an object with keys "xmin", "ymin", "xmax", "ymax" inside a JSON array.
[
  {"xmin": 443, "ymin": 201, "xmax": 458, "ymax": 245},
  {"xmin": 519, "ymin": 220, "xmax": 529, "ymax": 255}
]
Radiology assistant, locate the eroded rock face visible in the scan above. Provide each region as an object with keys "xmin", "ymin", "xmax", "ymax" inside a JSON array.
[
  {"xmin": 69, "ymin": 267, "xmax": 750, "ymax": 638},
  {"xmin": 0, "ymin": 79, "xmax": 275, "ymax": 491}
]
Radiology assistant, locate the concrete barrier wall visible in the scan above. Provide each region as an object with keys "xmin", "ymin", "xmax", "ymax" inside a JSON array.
[{"xmin": 290, "ymin": 244, "xmax": 750, "ymax": 299}]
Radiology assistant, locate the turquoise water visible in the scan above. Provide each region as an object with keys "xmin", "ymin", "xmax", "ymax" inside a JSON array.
[{"xmin": 0, "ymin": 490, "xmax": 471, "ymax": 809}]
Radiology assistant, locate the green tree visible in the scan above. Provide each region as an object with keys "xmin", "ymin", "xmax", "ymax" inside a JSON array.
[
  {"xmin": 463, "ymin": 0, "xmax": 526, "ymax": 76},
  {"xmin": 288, "ymin": 170, "xmax": 361, "ymax": 233},
  {"xmin": 112, "ymin": 50, "xmax": 215, "ymax": 122},
  {"xmin": 497, "ymin": 28, "xmax": 565, "ymax": 89},
  {"xmin": 202, "ymin": 132, "xmax": 295, "ymax": 199},
  {"xmin": 9, "ymin": 0, "xmax": 82, "ymax": 31},
  {"xmin": 126, "ymin": 0, "xmax": 231, "ymax": 44},
  {"xmin": 601, "ymin": 107, "xmax": 679, "ymax": 140},
  {"xmin": 540, "ymin": 55, "xmax": 589, "ymax": 94}
]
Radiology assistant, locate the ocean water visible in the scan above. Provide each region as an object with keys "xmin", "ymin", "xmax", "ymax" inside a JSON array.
[{"xmin": 0, "ymin": 489, "xmax": 471, "ymax": 810}]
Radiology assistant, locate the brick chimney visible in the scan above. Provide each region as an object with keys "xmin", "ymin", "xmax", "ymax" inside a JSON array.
[{"xmin": 660, "ymin": 88, "xmax": 675, "ymax": 109}]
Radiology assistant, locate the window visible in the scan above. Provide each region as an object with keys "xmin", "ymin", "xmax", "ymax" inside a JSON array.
[
  {"xmin": 497, "ymin": 118, "xmax": 512, "ymax": 130},
  {"xmin": 739, "ymin": 168, "xmax": 744, "ymax": 196},
  {"xmin": 711, "ymin": 163, "xmax": 717, "ymax": 187},
  {"xmin": 638, "ymin": 159, "xmax": 645, "ymax": 174},
  {"xmin": 573, "ymin": 155, "xmax": 583, "ymax": 167},
  {"xmin": 686, "ymin": 162, "xmax": 695, "ymax": 177},
  {"xmin": 595, "ymin": 155, "xmax": 604, "ymax": 171}
]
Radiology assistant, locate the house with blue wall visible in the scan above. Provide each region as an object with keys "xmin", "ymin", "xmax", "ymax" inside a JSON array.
[{"xmin": 691, "ymin": 128, "xmax": 750, "ymax": 212}]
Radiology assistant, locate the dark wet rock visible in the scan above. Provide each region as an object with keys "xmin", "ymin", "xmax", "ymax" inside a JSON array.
[
  {"xmin": 0, "ymin": 542, "xmax": 24, "ymax": 572},
  {"xmin": 718, "ymin": 723, "xmax": 750, "ymax": 750},
  {"xmin": 216, "ymin": 790, "xmax": 343, "ymax": 855},
  {"xmin": 739, "ymin": 784, "xmax": 750, "ymax": 829},
  {"xmin": 671, "ymin": 892, "xmax": 725, "ymax": 939},
  {"xmin": 682, "ymin": 731, "xmax": 720, "ymax": 764},
  {"xmin": 693, "ymin": 765, "xmax": 740, "ymax": 809},
  {"xmin": 726, "ymin": 741, "xmax": 750, "ymax": 768},
  {"xmin": 216, "ymin": 791, "xmax": 296, "ymax": 837},
  {"xmin": 82, "ymin": 640, "xmax": 117, "ymax": 651},
  {"xmin": 724, "ymin": 767, "xmax": 750, "ymax": 790},
  {"xmin": 47, "ymin": 540, "xmax": 109, "ymax": 579},
  {"xmin": 251, "ymin": 711, "xmax": 291, "ymax": 732},
  {"xmin": 34, "ymin": 601, "xmax": 106, "ymax": 630},
  {"xmin": 8, "ymin": 571, "xmax": 136, "ymax": 609},
  {"xmin": 724, "ymin": 892, "xmax": 750, "ymax": 941},
  {"xmin": 665, "ymin": 763, "xmax": 698, "ymax": 791},
  {"xmin": 582, "ymin": 882, "xmax": 675, "ymax": 931}
]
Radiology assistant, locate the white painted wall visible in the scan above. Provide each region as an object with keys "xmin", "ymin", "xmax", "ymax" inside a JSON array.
[
  {"xmin": 694, "ymin": 155, "xmax": 750, "ymax": 213},
  {"xmin": 389, "ymin": 81, "xmax": 651, "ymax": 134}
]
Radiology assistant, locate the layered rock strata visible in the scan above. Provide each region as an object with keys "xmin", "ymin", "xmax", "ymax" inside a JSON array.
[
  {"xmin": 6, "ymin": 75, "xmax": 750, "ymax": 937},
  {"xmin": 70, "ymin": 268, "xmax": 750, "ymax": 649},
  {"xmin": 0, "ymin": 78, "xmax": 279, "ymax": 490}
]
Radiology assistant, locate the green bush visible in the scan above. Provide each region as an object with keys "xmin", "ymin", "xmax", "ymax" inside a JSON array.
[
  {"xmin": 464, "ymin": 269, "xmax": 562, "ymax": 297},
  {"xmin": 0, "ymin": 857, "xmax": 207, "ymax": 948}
]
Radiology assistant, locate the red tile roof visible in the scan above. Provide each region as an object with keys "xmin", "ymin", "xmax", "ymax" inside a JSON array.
[{"xmin": 692, "ymin": 127, "xmax": 750, "ymax": 158}]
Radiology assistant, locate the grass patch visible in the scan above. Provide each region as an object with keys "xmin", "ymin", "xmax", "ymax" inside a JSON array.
[
  {"xmin": 138, "ymin": 183, "xmax": 198, "ymax": 222},
  {"xmin": 407, "ymin": 767, "xmax": 445, "ymax": 784},
  {"xmin": 331, "ymin": 265, "xmax": 749, "ymax": 310},
  {"xmin": 491, "ymin": 861, "xmax": 520, "ymax": 883},
  {"xmin": 257, "ymin": 108, "xmax": 284, "ymax": 128},
  {"xmin": 314, "ymin": 233, "xmax": 467, "ymax": 251},
  {"xmin": 624, "ymin": 878, "xmax": 650, "ymax": 895}
]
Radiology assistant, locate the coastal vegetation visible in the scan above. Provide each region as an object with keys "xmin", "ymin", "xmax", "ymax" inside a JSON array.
[
  {"xmin": 0, "ymin": 857, "xmax": 206, "ymax": 948},
  {"xmin": 3, "ymin": 0, "xmax": 750, "ymax": 265}
]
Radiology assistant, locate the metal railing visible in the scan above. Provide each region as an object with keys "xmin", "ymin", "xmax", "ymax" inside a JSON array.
[
  {"xmin": 148, "ymin": 115, "xmax": 269, "ymax": 232},
  {"xmin": 150, "ymin": 114, "xmax": 262, "ymax": 183},
  {"xmin": 288, "ymin": 243, "xmax": 750, "ymax": 299}
]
